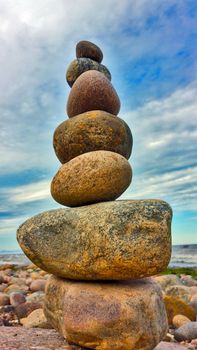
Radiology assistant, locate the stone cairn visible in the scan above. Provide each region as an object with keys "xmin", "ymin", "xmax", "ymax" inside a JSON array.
[{"xmin": 17, "ymin": 40, "xmax": 173, "ymax": 350}]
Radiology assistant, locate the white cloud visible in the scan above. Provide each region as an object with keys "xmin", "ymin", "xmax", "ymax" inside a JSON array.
[{"xmin": 7, "ymin": 180, "xmax": 50, "ymax": 203}]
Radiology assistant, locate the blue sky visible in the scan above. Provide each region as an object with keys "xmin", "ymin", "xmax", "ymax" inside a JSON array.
[{"xmin": 0, "ymin": 0, "xmax": 197, "ymax": 250}]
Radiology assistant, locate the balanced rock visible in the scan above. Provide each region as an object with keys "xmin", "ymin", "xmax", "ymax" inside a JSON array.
[
  {"xmin": 67, "ymin": 70, "xmax": 120, "ymax": 117},
  {"xmin": 44, "ymin": 276, "xmax": 168, "ymax": 350},
  {"xmin": 51, "ymin": 151, "xmax": 132, "ymax": 207},
  {"xmin": 76, "ymin": 40, "xmax": 103, "ymax": 63},
  {"xmin": 66, "ymin": 58, "xmax": 111, "ymax": 87},
  {"xmin": 172, "ymin": 314, "xmax": 191, "ymax": 328},
  {"xmin": 53, "ymin": 110, "xmax": 132, "ymax": 163},
  {"xmin": 17, "ymin": 200, "xmax": 172, "ymax": 280}
]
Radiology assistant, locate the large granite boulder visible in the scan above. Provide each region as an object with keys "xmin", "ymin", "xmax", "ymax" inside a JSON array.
[
  {"xmin": 17, "ymin": 200, "xmax": 172, "ymax": 280},
  {"xmin": 44, "ymin": 276, "xmax": 168, "ymax": 350},
  {"xmin": 53, "ymin": 110, "xmax": 132, "ymax": 163}
]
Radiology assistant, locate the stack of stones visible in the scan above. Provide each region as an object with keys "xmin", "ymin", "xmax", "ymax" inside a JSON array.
[{"xmin": 17, "ymin": 41, "xmax": 173, "ymax": 350}]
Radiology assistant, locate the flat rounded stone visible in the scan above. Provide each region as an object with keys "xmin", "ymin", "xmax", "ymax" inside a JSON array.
[
  {"xmin": 66, "ymin": 58, "xmax": 111, "ymax": 87},
  {"xmin": 44, "ymin": 276, "xmax": 168, "ymax": 350},
  {"xmin": 67, "ymin": 70, "xmax": 120, "ymax": 117},
  {"xmin": 51, "ymin": 151, "xmax": 132, "ymax": 207},
  {"xmin": 17, "ymin": 200, "xmax": 172, "ymax": 280},
  {"xmin": 53, "ymin": 110, "xmax": 133, "ymax": 163},
  {"xmin": 76, "ymin": 40, "xmax": 103, "ymax": 63}
]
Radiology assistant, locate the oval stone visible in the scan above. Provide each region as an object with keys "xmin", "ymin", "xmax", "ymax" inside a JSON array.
[
  {"xmin": 67, "ymin": 70, "xmax": 120, "ymax": 117},
  {"xmin": 66, "ymin": 58, "xmax": 111, "ymax": 87},
  {"xmin": 53, "ymin": 111, "xmax": 133, "ymax": 163},
  {"xmin": 44, "ymin": 276, "xmax": 168, "ymax": 350},
  {"xmin": 17, "ymin": 200, "xmax": 172, "ymax": 280},
  {"xmin": 51, "ymin": 151, "xmax": 132, "ymax": 207},
  {"xmin": 76, "ymin": 40, "xmax": 103, "ymax": 63}
]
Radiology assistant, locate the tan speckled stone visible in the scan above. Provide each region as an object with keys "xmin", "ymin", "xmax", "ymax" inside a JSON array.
[
  {"xmin": 44, "ymin": 276, "xmax": 168, "ymax": 350},
  {"xmin": 53, "ymin": 110, "xmax": 132, "ymax": 163},
  {"xmin": 51, "ymin": 151, "xmax": 132, "ymax": 207},
  {"xmin": 67, "ymin": 70, "xmax": 120, "ymax": 117},
  {"xmin": 17, "ymin": 200, "xmax": 172, "ymax": 280},
  {"xmin": 76, "ymin": 40, "xmax": 103, "ymax": 63}
]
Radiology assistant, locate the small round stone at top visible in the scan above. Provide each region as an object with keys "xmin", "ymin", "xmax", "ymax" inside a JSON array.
[{"xmin": 76, "ymin": 40, "xmax": 103, "ymax": 63}]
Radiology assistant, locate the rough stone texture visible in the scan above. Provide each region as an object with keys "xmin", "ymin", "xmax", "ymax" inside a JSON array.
[
  {"xmin": 164, "ymin": 295, "xmax": 196, "ymax": 325},
  {"xmin": 172, "ymin": 314, "xmax": 191, "ymax": 328},
  {"xmin": 66, "ymin": 58, "xmax": 111, "ymax": 87},
  {"xmin": 44, "ymin": 276, "xmax": 168, "ymax": 350},
  {"xmin": 154, "ymin": 342, "xmax": 186, "ymax": 349},
  {"xmin": 153, "ymin": 275, "xmax": 182, "ymax": 291},
  {"xmin": 0, "ymin": 326, "xmax": 79, "ymax": 350},
  {"xmin": 67, "ymin": 71, "xmax": 120, "ymax": 117},
  {"xmin": 9, "ymin": 292, "xmax": 26, "ymax": 307},
  {"xmin": 174, "ymin": 322, "xmax": 197, "ymax": 341},
  {"xmin": 76, "ymin": 40, "xmax": 103, "ymax": 63},
  {"xmin": 14, "ymin": 301, "xmax": 42, "ymax": 319},
  {"xmin": 17, "ymin": 200, "xmax": 172, "ymax": 280},
  {"xmin": 51, "ymin": 151, "xmax": 132, "ymax": 207},
  {"xmin": 53, "ymin": 111, "xmax": 132, "ymax": 163},
  {"xmin": 165, "ymin": 285, "xmax": 194, "ymax": 303},
  {"xmin": 20, "ymin": 308, "xmax": 52, "ymax": 329}
]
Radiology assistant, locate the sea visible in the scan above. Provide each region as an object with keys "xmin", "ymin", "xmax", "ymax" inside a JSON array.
[{"xmin": 0, "ymin": 245, "xmax": 197, "ymax": 268}]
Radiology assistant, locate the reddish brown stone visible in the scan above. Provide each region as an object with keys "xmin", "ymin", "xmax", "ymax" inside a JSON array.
[
  {"xmin": 67, "ymin": 70, "xmax": 120, "ymax": 117},
  {"xmin": 76, "ymin": 40, "xmax": 103, "ymax": 63},
  {"xmin": 53, "ymin": 110, "xmax": 132, "ymax": 163},
  {"xmin": 44, "ymin": 276, "xmax": 168, "ymax": 350},
  {"xmin": 51, "ymin": 151, "xmax": 132, "ymax": 207}
]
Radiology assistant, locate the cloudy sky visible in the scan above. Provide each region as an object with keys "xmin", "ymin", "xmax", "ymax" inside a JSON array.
[{"xmin": 0, "ymin": 0, "xmax": 196, "ymax": 250}]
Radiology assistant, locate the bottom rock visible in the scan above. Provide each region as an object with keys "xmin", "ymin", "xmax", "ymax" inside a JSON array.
[{"xmin": 44, "ymin": 276, "xmax": 168, "ymax": 350}]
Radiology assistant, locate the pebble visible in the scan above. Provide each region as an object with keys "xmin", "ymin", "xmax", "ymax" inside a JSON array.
[
  {"xmin": 53, "ymin": 110, "xmax": 132, "ymax": 163},
  {"xmin": 30, "ymin": 279, "xmax": 47, "ymax": 292},
  {"xmin": 9, "ymin": 292, "xmax": 26, "ymax": 307},
  {"xmin": 0, "ymin": 292, "xmax": 10, "ymax": 306},
  {"xmin": 66, "ymin": 57, "xmax": 111, "ymax": 87},
  {"xmin": 174, "ymin": 322, "xmax": 197, "ymax": 341},
  {"xmin": 173, "ymin": 314, "xmax": 191, "ymax": 328},
  {"xmin": 44, "ymin": 276, "xmax": 167, "ymax": 350},
  {"xmin": 14, "ymin": 301, "xmax": 42, "ymax": 319},
  {"xmin": 17, "ymin": 200, "xmax": 171, "ymax": 280},
  {"xmin": 51, "ymin": 150, "xmax": 132, "ymax": 207},
  {"xmin": 67, "ymin": 70, "xmax": 120, "ymax": 117},
  {"xmin": 76, "ymin": 40, "xmax": 103, "ymax": 63},
  {"xmin": 20, "ymin": 308, "xmax": 52, "ymax": 329}
]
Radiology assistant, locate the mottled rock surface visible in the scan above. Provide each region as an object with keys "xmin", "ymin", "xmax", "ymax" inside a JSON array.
[
  {"xmin": 44, "ymin": 276, "xmax": 168, "ymax": 350},
  {"xmin": 53, "ymin": 110, "xmax": 132, "ymax": 163},
  {"xmin": 66, "ymin": 58, "xmax": 111, "ymax": 87},
  {"xmin": 51, "ymin": 151, "xmax": 132, "ymax": 207},
  {"xmin": 164, "ymin": 295, "xmax": 196, "ymax": 325},
  {"xmin": 76, "ymin": 40, "xmax": 103, "ymax": 62},
  {"xmin": 67, "ymin": 70, "xmax": 120, "ymax": 117},
  {"xmin": 154, "ymin": 342, "xmax": 186, "ymax": 349},
  {"xmin": 17, "ymin": 200, "xmax": 172, "ymax": 280}
]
